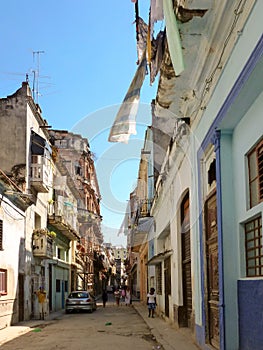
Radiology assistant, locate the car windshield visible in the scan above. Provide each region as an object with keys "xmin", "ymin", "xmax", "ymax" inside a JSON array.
[{"xmin": 69, "ymin": 292, "xmax": 89, "ymax": 299}]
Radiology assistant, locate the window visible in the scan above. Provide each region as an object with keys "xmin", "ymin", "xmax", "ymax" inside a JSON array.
[
  {"xmin": 60, "ymin": 139, "xmax": 68, "ymax": 148},
  {"xmin": 0, "ymin": 269, "xmax": 7, "ymax": 295},
  {"xmin": 57, "ymin": 248, "xmax": 61, "ymax": 259},
  {"xmin": 248, "ymin": 139, "xmax": 263, "ymax": 208},
  {"xmin": 0, "ymin": 220, "xmax": 3, "ymax": 250},
  {"xmin": 208, "ymin": 159, "xmax": 216, "ymax": 186},
  {"xmin": 245, "ymin": 216, "xmax": 263, "ymax": 277}
]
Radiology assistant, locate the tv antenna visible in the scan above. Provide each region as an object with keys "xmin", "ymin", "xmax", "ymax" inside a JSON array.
[{"xmin": 32, "ymin": 50, "xmax": 45, "ymax": 103}]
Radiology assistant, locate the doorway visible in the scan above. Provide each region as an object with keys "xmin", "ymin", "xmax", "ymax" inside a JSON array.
[
  {"xmin": 18, "ymin": 273, "xmax": 24, "ymax": 322},
  {"xmin": 49, "ymin": 263, "xmax": 53, "ymax": 312},
  {"xmin": 205, "ymin": 191, "xmax": 220, "ymax": 349},
  {"xmin": 164, "ymin": 256, "xmax": 171, "ymax": 317},
  {"xmin": 181, "ymin": 193, "xmax": 192, "ymax": 327}
]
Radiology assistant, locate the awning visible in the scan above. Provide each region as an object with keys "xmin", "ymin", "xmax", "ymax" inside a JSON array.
[
  {"xmin": 163, "ymin": 0, "xmax": 184, "ymax": 76},
  {"xmin": 147, "ymin": 249, "xmax": 173, "ymax": 265},
  {"xmin": 31, "ymin": 131, "xmax": 52, "ymax": 156}
]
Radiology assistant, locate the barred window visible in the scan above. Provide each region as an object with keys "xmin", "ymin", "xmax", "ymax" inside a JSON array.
[
  {"xmin": 245, "ymin": 216, "xmax": 263, "ymax": 277},
  {"xmin": 0, "ymin": 269, "xmax": 7, "ymax": 295},
  {"xmin": 0, "ymin": 220, "xmax": 3, "ymax": 250},
  {"xmin": 248, "ymin": 139, "xmax": 263, "ymax": 208},
  {"xmin": 156, "ymin": 263, "xmax": 162, "ymax": 295}
]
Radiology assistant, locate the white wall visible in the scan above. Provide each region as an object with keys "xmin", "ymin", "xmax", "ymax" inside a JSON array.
[{"xmin": 0, "ymin": 197, "xmax": 25, "ymax": 328}]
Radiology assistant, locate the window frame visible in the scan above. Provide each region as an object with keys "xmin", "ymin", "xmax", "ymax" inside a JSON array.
[
  {"xmin": 247, "ymin": 139, "xmax": 263, "ymax": 208},
  {"xmin": 0, "ymin": 269, "xmax": 8, "ymax": 295},
  {"xmin": 244, "ymin": 216, "xmax": 263, "ymax": 277}
]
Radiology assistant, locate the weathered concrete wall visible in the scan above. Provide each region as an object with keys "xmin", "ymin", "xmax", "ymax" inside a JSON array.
[
  {"xmin": 0, "ymin": 83, "xmax": 28, "ymax": 174},
  {"xmin": 0, "ymin": 197, "xmax": 25, "ymax": 329}
]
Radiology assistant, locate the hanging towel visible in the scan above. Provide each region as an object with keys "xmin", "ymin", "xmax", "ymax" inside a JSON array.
[
  {"xmin": 151, "ymin": 0, "xmax": 164, "ymax": 23},
  {"xmin": 108, "ymin": 50, "xmax": 147, "ymax": 143}
]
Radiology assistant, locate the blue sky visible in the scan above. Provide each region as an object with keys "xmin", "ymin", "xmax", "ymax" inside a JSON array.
[{"xmin": 0, "ymin": 1, "xmax": 159, "ymax": 245}]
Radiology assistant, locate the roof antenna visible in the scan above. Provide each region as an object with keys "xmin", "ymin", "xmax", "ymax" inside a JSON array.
[{"xmin": 32, "ymin": 50, "xmax": 45, "ymax": 103}]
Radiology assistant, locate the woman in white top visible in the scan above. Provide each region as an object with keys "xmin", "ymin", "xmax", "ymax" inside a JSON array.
[
  {"xmin": 125, "ymin": 287, "xmax": 131, "ymax": 306},
  {"xmin": 147, "ymin": 287, "xmax": 157, "ymax": 318}
]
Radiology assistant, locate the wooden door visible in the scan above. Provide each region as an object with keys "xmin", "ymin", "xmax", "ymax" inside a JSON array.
[
  {"xmin": 205, "ymin": 191, "xmax": 220, "ymax": 349},
  {"xmin": 18, "ymin": 274, "xmax": 24, "ymax": 322},
  {"xmin": 181, "ymin": 194, "xmax": 192, "ymax": 327},
  {"xmin": 164, "ymin": 256, "xmax": 171, "ymax": 317}
]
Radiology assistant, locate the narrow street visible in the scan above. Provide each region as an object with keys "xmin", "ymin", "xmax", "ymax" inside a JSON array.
[{"xmin": 0, "ymin": 297, "xmax": 163, "ymax": 350}]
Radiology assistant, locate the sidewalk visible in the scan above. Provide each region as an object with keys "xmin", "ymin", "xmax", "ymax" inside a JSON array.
[
  {"xmin": 132, "ymin": 301, "xmax": 200, "ymax": 350},
  {"xmin": 0, "ymin": 310, "xmax": 64, "ymax": 346}
]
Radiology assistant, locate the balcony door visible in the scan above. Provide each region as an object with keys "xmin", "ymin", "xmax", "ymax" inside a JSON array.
[{"xmin": 181, "ymin": 192, "xmax": 192, "ymax": 327}]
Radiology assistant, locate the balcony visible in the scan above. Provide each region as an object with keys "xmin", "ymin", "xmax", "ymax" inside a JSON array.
[
  {"xmin": 131, "ymin": 216, "xmax": 154, "ymax": 252},
  {"xmin": 32, "ymin": 230, "xmax": 54, "ymax": 259},
  {"xmin": 139, "ymin": 199, "xmax": 153, "ymax": 218},
  {"xmin": 77, "ymin": 208, "xmax": 100, "ymax": 224},
  {"xmin": 30, "ymin": 155, "xmax": 52, "ymax": 193},
  {"xmin": 48, "ymin": 198, "xmax": 79, "ymax": 240}
]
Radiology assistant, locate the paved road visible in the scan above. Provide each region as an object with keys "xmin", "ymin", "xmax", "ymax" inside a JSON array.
[{"xmin": 0, "ymin": 298, "xmax": 163, "ymax": 350}]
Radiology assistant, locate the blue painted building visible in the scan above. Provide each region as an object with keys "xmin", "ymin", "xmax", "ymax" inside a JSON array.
[{"xmin": 193, "ymin": 3, "xmax": 263, "ymax": 349}]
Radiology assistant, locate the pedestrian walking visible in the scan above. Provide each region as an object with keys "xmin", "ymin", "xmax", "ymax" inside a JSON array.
[
  {"xmin": 36, "ymin": 286, "xmax": 47, "ymax": 320},
  {"xmin": 125, "ymin": 287, "xmax": 131, "ymax": 306},
  {"xmin": 102, "ymin": 289, "xmax": 108, "ymax": 308},
  {"xmin": 114, "ymin": 288, "xmax": 121, "ymax": 306},
  {"xmin": 121, "ymin": 287, "xmax": 126, "ymax": 303},
  {"xmin": 147, "ymin": 287, "xmax": 157, "ymax": 318}
]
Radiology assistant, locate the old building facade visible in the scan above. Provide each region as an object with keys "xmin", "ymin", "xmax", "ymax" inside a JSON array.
[
  {"xmin": 0, "ymin": 82, "xmax": 106, "ymax": 328},
  {"xmin": 48, "ymin": 130, "xmax": 103, "ymax": 295},
  {"xmin": 126, "ymin": 1, "xmax": 263, "ymax": 349}
]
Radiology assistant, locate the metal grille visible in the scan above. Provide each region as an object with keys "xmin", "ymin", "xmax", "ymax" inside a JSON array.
[
  {"xmin": 257, "ymin": 143, "xmax": 263, "ymax": 201},
  {"xmin": 248, "ymin": 139, "xmax": 263, "ymax": 208},
  {"xmin": 245, "ymin": 216, "xmax": 263, "ymax": 277}
]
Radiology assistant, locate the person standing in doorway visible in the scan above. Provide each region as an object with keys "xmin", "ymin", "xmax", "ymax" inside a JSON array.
[
  {"xmin": 147, "ymin": 287, "xmax": 157, "ymax": 318},
  {"xmin": 102, "ymin": 289, "xmax": 108, "ymax": 308}
]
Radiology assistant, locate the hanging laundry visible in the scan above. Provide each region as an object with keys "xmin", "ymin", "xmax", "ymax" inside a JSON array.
[
  {"xmin": 150, "ymin": 30, "xmax": 165, "ymax": 85},
  {"xmin": 147, "ymin": 11, "xmax": 152, "ymax": 65},
  {"xmin": 108, "ymin": 50, "xmax": 147, "ymax": 143},
  {"xmin": 135, "ymin": 17, "xmax": 148, "ymax": 64},
  {"xmin": 151, "ymin": 0, "xmax": 164, "ymax": 23},
  {"xmin": 163, "ymin": 0, "xmax": 184, "ymax": 75}
]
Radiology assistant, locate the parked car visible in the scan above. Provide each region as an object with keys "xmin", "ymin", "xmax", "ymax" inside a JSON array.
[{"xmin": 65, "ymin": 290, "xmax": 97, "ymax": 314}]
